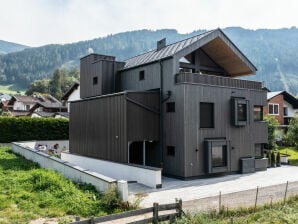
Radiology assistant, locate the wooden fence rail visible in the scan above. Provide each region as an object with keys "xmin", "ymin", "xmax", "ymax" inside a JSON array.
[{"xmin": 70, "ymin": 199, "xmax": 182, "ymax": 224}]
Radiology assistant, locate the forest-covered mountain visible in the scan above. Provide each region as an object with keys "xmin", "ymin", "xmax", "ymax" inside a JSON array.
[
  {"xmin": 0, "ymin": 40, "xmax": 28, "ymax": 54},
  {"xmin": 0, "ymin": 27, "xmax": 297, "ymax": 96}
]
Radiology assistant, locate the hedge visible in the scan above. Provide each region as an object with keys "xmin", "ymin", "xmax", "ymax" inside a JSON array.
[{"xmin": 0, "ymin": 117, "xmax": 69, "ymax": 143}]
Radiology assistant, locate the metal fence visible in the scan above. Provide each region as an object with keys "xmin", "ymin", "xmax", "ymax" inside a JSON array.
[{"xmin": 183, "ymin": 181, "xmax": 298, "ymax": 213}]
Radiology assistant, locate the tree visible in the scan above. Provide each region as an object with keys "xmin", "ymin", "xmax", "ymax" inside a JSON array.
[
  {"xmin": 264, "ymin": 115, "xmax": 279, "ymax": 150},
  {"xmin": 26, "ymin": 79, "xmax": 50, "ymax": 95},
  {"xmin": 285, "ymin": 116, "xmax": 298, "ymax": 149}
]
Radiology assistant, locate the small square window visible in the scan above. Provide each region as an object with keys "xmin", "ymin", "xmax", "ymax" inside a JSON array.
[
  {"xmin": 93, "ymin": 77, "xmax": 98, "ymax": 85},
  {"xmin": 166, "ymin": 102, "xmax": 175, "ymax": 112},
  {"xmin": 139, "ymin": 70, "xmax": 145, "ymax": 81},
  {"xmin": 254, "ymin": 106, "xmax": 263, "ymax": 121},
  {"xmin": 167, "ymin": 146, "xmax": 175, "ymax": 156}
]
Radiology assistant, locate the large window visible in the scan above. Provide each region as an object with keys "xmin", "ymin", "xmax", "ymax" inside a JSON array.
[
  {"xmin": 205, "ymin": 139, "xmax": 230, "ymax": 174},
  {"xmin": 231, "ymin": 98, "xmax": 249, "ymax": 126},
  {"xmin": 254, "ymin": 106, "xmax": 263, "ymax": 121},
  {"xmin": 200, "ymin": 102, "xmax": 214, "ymax": 128},
  {"xmin": 212, "ymin": 145, "xmax": 227, "ymax": 167},
  {"xmin": 268, "ymin": 103, "xmax": 279, "ymax": 115}
]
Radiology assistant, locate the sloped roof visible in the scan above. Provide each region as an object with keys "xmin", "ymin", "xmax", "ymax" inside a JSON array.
[
  {"xmin": 267, "ymin": 91, "xmax": 298, "ymax": 109},
  {"xmin": 267, "ymin": 91, "xmax": 283, "ymax": 100},
  {"xmin": 122, "ymin": 28, "xmax": 257, "ymax": 76},
  {"xmin": 61, "ymin": 82, "xmax": 80, "ymax": 100},
  {"xmin": 13, "ymin": 95, "xmax": 37, "ymax": 103},
  {"xmin": 123, "ymin": 30, "xmax": 213, "ymax": 70}
]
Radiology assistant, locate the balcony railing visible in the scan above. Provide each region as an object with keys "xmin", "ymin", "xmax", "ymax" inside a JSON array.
[{"xmin": 175, "ymin": 72, "xmax": 262, "ymax": 90}]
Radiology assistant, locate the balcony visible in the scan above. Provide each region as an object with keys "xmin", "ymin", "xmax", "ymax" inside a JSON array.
[{"xmin": 175, "ymin": 72, "xmax": 262, "ymax": 90}]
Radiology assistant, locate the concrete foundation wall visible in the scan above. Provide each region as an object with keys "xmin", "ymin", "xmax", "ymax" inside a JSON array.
[
  {"xmin": 11, "ymin": 142, "xmax": 128, "ymax": 197},
  {"xmin": 61, "ymin": 152, "xmax": 162, "ymax": 188}
]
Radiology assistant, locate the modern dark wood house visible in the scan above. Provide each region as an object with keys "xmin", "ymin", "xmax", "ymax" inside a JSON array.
[{"xmin": 70, "ymin": 29, "xmax": 268, "ymax": 179}]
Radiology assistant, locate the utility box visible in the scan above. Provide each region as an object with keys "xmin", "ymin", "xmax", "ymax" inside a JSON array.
[{"xmin": 240, "ymin": 157, "xmax": 255, "ymax": 174}]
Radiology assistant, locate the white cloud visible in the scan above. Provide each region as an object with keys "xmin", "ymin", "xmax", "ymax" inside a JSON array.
[{"xmin": 0, "ymin": 0, "xmax": 297, "ymax": 47}]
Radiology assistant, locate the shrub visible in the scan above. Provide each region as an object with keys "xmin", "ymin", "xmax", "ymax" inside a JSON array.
[
  {"xmin": 271, "ymin": 151, "xmax": 276, "ymax": 167},
  {"xmin": 285, "ymin": 116, "xmax": 298, "ymax": 149},
  {"xmin": 264, "ymin": 115, "xmax": 279, "ymax": 150},
  {"xmin": 0, "ymin": 117, "xmax": 68, "ymax": 142}
]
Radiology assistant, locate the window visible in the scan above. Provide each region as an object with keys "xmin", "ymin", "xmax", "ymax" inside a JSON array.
[
  {"xmin": 204, "ymin": 139, "xmax": 230, "ymax": 174},
  {"xmin": 255, "ymin": 144, "xmax": 264, "ymax": 158},
  {"xmin": 93, "ymin": 76, "xmax": 98, "ymax": 85},
  {"xmin": 268, "ymin": 103, "xmax": 279, "ymax": 115},
  {"xmin": 284, "ymin": 107, "xmax": 288, "ymax": 116},
  {"xmin": 231, "ymin": 98, "xmax": 249, "ymax": 126},
  {"xmin": 25, "ymin": 105, "xmax": 30, "ymax": 111},
  {"xmin": 166, "ymin": 102, "xmax": 175, "ymax": 112},
  {"xmin": 200, "ymin": 103, "xmax": 214, "ymax": 128},
  {"xmin": 139, "ymin": 70, "xmax": 145, "ymax": 80},
  {"xmin": 167, "ymin": 146, "xmax": 175, "ymax": 156},
  {"xmin": 254, "ymin": 106, "xmax": 263, "ymax": 121},
  {"xmin": 212, "ymin": 145, "xmax": 227, "ymax": 167}
]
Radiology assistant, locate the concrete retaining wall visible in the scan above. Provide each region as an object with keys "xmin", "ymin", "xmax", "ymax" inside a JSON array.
[
  {"xmin": 11, "ymin": 142, "xmax": 129, "ymax": 200},
  {"xmin": 61, "ymin": 152, "xmax": 162, "ymax": 188}
]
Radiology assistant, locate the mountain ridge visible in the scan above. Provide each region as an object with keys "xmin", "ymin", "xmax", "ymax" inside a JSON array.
[
  {"xmin": 0, "ymin": 27, "xmax": 297, "ymax": 96},
  {"xmin": 0, "ymin": 40, "xmax": 29, "ymax": 54}
]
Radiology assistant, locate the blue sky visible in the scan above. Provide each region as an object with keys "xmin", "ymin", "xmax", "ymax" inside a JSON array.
[{"xmin": 0, "ymin": 0, "xmax": 297, "ymax": 47}]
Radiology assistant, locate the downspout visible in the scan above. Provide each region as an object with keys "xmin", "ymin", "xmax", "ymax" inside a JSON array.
[{"xmin": 159, "ymin": 60, "xmax": 164, "ymax": 168}]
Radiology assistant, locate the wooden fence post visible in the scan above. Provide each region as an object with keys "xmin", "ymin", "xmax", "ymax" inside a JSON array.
[
  {"xmin": 90, "ymin": 216, "xmax": 95, "ymax": 224},
  {"xmin": 153, "ymin": 202, "xmax": 159, "ymax": 224},
  {"xmin": 219, "ymin": 191, "xmax": 222, "ymax": 213},
  {"xmin": 176, "ymin": 199, "xmax": 182, "ymax": 217},
  {"xmin": 254, "ymin": 186, "xmax": 259, "ymax": 212},
  {"xmin": 284, "ymin": 181, "xmax": 289, "ymax": 204}
]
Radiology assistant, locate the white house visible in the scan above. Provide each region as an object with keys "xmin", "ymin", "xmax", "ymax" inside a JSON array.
[{"xmin": 61, "ymin": 82, "xmax": 80, "ymax": 112}]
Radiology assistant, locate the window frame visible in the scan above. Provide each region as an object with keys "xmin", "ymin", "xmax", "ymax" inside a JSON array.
[
  {"xmin": 253, "ymin": 105, "xmax": 263, "ymax": 121},
  {"xmin": 231, "ymin": 98, "xmax": 249, "ymax": 126},
  {"xmin": 200, "ymin": 102, "xmax": 215, "ymax": 128},
  {"xmin": 268, "ymin": 103, "xmax": 279, "ymax": 115}
]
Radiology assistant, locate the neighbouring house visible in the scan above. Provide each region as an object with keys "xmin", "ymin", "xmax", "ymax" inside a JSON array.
[
  {"xmin": 69, "ymin": 29, "xmax": 268, "ymax": 179},
  {"xmin": 6, "ymin": 95, "xmax": 37, "ymax": 116},
  {"xmin": 5, "ymin": 94, "xmax": 67, "ymax": 117},
  {"xmin": 264, "ymin": 91, "xmax": 298, "ymax": 126},
  {"xmin": 0, "ymin": 93, "xmax": 11, "ymax": 102},
  {"xmin": 61, "ymin": 82, "xmax": 80, "ymax": 112}
]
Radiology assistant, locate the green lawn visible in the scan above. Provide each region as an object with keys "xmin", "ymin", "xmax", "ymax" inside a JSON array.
[
  {"xmin": 279, "ymin": 146, "xmax": 298, "ymax": 165},
  {"xmin": 0, "ymin": 84, "xmax": 25, "ymax": 95},
  {"xmin": 0, "ymin": 146, "xmax": 126, "ymax": 223}
]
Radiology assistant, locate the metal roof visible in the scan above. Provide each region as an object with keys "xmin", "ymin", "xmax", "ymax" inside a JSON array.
[{"xmin": 123, "ymin": 30, "xmax": 214, "ymax": 70}]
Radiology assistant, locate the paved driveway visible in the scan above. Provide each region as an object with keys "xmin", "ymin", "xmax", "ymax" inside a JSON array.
[{"xmin": 128, "ymin": 166, "xmax": 298, "ymax": 207}]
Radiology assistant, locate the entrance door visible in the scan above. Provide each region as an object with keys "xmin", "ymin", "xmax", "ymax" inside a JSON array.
[{"xmin": 129, "ymin": 141, "xmax": 144, "ymax": 165}]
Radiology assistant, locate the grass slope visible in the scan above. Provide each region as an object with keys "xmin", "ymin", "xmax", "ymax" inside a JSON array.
[
  {"xmin": 279, "ymin": 147, "xmax": 298, "ymax": 166},
  {"xmin": 0, "ymin": 146, "xmax": 124, "ymax": 223},
  {"xmin": 0, "ymin": 84, "xmax": 25, "ymax": 95},
  {"xmin": 171, "ymin": 196, "xmax": 298, "ymax": 224}
]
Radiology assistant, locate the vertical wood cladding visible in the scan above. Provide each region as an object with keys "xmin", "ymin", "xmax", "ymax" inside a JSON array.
[
  {"xmin": 69, "ymin": 92, "xmax": 160, "ymax": 163},
  {"xmin": 80, "ymin": 54, "xmax": 123, "ymax": 99}
]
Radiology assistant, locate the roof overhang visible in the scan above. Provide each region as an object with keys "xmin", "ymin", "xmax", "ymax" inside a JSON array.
[{"xmin": 176, "ymin": 29, "xmax": 257, "ymax": 77}]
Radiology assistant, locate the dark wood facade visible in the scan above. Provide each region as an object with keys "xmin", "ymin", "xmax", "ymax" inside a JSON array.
[
  {"xmin": 70, "ymin": 29, "xmax": 268, "ymax": 178},
  {"xmin": 70, "ymin": 91, "xmax": 160, "ymax": 165}
]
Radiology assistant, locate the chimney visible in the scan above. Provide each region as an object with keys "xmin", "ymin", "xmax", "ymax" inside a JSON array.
[{"xmin": 157, "ymin": 38, "xmax": 166, "ymax": 51}]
